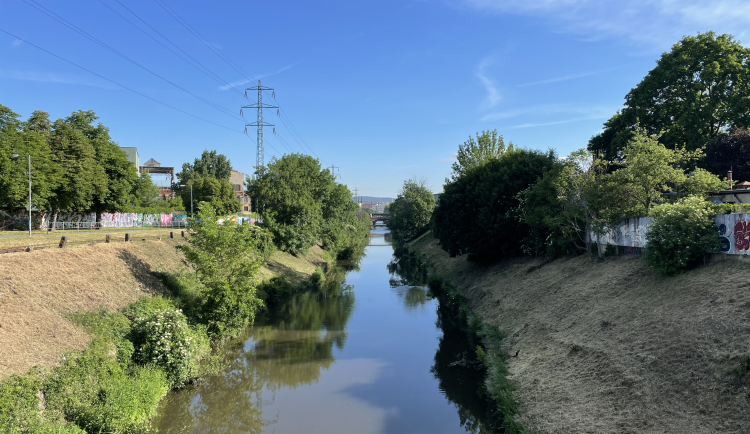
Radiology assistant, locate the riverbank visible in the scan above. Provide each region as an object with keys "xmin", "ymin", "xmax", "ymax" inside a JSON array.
[
  {"xmin": 411, "ymin": 232, "xmax": 750, "ymax": 434},
  {"xmin": 0, "ymin": 239, "xmax": 327, "ymax": 380}
]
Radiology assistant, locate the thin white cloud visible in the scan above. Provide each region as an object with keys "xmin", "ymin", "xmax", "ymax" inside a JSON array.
[
  {"xmin": 476, "ymin": 56, "xmax": 501, "ymax": 107},
  {"xmin": 509, "ymin": 115, "xmax": 606, "ymax": 129},
  {"xmin": 438, "ymin": 153, "xmax": 457, "ymax": 163},
  {"xmin": 481, "ymin": 104, "xmax": 615, "ymax": 121},
  {"xmin": 453, "ymin": 0, "xmax": 750, "ymax": 48},
  {"xmin": 219, "ymin": 63, "xmax": 299, "ymax": 91},
  {"xmin": 0, "ymin": 68, "xmax": 111, "ymax": 88},
  {"xmin": 11, "ymin": 40, "xmax": 22, "ymax": 48},
  {"xmin": 517, "ymin": 71, "xmax": 597, "ymax": 87}
]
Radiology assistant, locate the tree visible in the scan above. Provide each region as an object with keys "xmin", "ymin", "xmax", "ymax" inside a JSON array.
[
  {"xmin": 450, "ymin": 129, "xmax": 513, "ymax": 181},
  {"xmin": 176, "ymin": 150, "xmax": 232, "ymax": 184},
  {"xmin": 179, "ymin": 205, "xmax": 264, "ymax": 337},
  {"xmin": 601, "ymin": 129, "xmax": 723, "ymax": 218},
  {"xmin": 386, "ymin": 178, "xmax": 435, "ymax": 242},
  {"xmin": 64, "ymin": 111, "xmax": 138, "ymax": 223},
  {"xmin": 47, "ymin": 118, "xmax": 105, "ymax": 225},
  {"xmin": 432, "ymin": 148, "xmax": 558, "ymax": 260},
  {"xmin": 248, "ymin": 154, "xmax": 327, "ymax": 255},
  {"xmin": 0, "ymin": 106, "xmax": 61, "ymax": 216},
  {"xmin": 701, "ymin": 128, "xmax": 750, "ymax": 183},
  {"xmin": 320, "ymin": 183, "xmax": 369, "ymax": 259},
  {"xmin": 589, "ymin": 32, "xmax": 750, "ymax": 160},
  {"xmin": 182, "ymin": 177, "xmax": 240, "ymax": 216}
]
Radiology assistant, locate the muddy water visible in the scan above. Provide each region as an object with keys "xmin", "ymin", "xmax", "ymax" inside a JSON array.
[{"xmin": 151, "ymin": 228, "xmax": 497, "ymax": 433}]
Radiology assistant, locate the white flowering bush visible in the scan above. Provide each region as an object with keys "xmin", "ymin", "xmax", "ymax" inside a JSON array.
[
  {"xmin": 129, "ymin": 306, "xmax": 209, "ymax": 388},
  {"xmin": 645, "ymin": 196, "xmax": 721, "ymax": 275}
]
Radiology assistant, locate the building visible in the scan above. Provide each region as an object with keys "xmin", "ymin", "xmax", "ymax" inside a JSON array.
[
  {"xmin": 139, "ymin": 158, "xmax": 175, "ymax": 186},
  {"xmin": 230, "ymin": 170, "xmax": 252, "ymax": 213},
  {"xmin": 120, "ymin": 147, "xmax": 139, "ymax": 172}
]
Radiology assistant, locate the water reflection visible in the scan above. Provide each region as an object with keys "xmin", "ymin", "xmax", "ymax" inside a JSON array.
[
  {"xmin": 151, "ymin": 271, "xmax": 356, "ymax": 433},
  {"xmin": 388, "ymin": 247, "xmax": 501, "ymax": 434}
]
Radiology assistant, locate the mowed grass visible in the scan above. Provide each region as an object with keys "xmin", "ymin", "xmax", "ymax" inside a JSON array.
[{"xmin": 0, "ymin": 227, "xmax": 183, "ymax": 250}]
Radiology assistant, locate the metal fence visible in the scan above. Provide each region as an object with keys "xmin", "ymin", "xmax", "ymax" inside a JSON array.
[{"xmin": 50, "ymin": 221, "xmax": 188, "ymax": 232}]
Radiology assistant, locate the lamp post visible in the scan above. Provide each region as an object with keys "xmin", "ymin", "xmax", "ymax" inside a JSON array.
[
  {"xmin": 11, "ymin": 153, "xmax": 31, "ymax": 236},
  {"xmin": 179, "ymin": 184, "xmax": 193, "ymax": 218}
]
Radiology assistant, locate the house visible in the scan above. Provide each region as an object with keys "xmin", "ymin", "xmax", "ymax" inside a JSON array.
[{"xmin": 230, "ymin": 170, "xmax": 252, "ymax": 213}]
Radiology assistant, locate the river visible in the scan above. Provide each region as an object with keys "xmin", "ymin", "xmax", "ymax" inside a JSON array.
[{"xmin": 151, "ymin": 227, "xmax": 498, "ymax": 433}]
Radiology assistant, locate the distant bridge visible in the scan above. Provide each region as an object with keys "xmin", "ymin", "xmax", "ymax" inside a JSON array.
[{"xmin": 370, "ymin": 213, "xmax": 390, "ymax": 225}]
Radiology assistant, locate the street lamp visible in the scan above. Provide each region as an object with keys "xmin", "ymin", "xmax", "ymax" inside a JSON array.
[
  {"xmin": 11, "ymin": 153, "xmax": 31, "ymax": 236},
  {"xmin": 178, "ymin": 184, "xmax": 193, "ymax": 218}
]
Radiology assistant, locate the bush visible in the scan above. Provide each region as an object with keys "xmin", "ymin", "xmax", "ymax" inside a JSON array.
[
  {"xmin": 644, "ymin": 196, "xmax": 721, "ymax": 275},
  {"xmin": 257, "ymin": 276, "xmax": 296, "ymax": 308},
  {"xmin": 248, "ymin": 225, "xmax": 276, "ymax": 260},
  {"xmin": 44, "ymin": 327, "xmax": 167, "ymax": 433},
  {"xmin": 124, "ymin": 298, "xmax": 210, "ymax": 388}
]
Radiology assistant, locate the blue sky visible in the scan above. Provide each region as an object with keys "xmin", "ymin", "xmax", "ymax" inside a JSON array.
[{"xmin": 1, "ymin": 0, "xmax": 749, "ymax": 197}]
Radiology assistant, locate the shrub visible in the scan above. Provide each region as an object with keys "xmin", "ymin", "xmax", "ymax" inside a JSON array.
[
  {"xmin": 258, "ymin": 276, "xmax": 296, "ymax": 307},
  {"xmin": 644, "ymin": 196, "xmax": 721, "ymax": 275},
  {"xmin": 125, "ymin": 298, "xmax": 210, "ymax": 388},
  {"xmin": 249, "ymin": 225, "xmax": 276, "ymax": 260}
]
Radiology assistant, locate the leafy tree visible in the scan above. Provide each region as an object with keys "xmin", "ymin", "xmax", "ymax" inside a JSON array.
[
  {"xmin": 248, "ymin": 153, "xmax": 367, "ymax": 257},
  {"xmin": 701, "ymin": 128, "xmax": 750, "ymax": 183},
  {"xmin": 387, "ymin": 178, "xmax": 435, "ymax": 242},
  {"xmin": 47, "ymin": 118, "xmax": 105, "ymax": 225},
  {"xmin": 432, "ymin": 148, "xmax": 557, "ymax": 260},
  {"xmin": 601, "ymin": 129, "xmax": 723, "ymax": 218},
  {"xmin": 589, "ymin": 32, "xmax": 750, "ymax": 160},
  {"xmin": 176, "ymin": 150, "xmax": 232, "ymax": 184},
  {"xmin": 63, "ymin": 111, "xmax": 138, "ymax": 223},
  {"xmin": 181, "ymin": 177, "xmax": 240, "ymax": 216},
  {"xmin": 0, "ymin": 106, "xmax": 61, "ymax": 216},
  {"xmin": 179, "ymin": 205, "xmax": 264, "ymax": 337},
  {"xmin": 248, "ymin": 154, "xmax": 328, "ymax": 255},
  {"xmin": 644, "ymin": 196, "xmax": 721, "ymax": 275},
  {"xmin": 450, "ymin": 129, "xmax": 513, "ymax": 181}
]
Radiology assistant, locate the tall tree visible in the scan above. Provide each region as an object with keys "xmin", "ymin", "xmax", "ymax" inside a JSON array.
[
  {"xmin": 181, "ymin": 177, "xmax": 240, "ymax": 217},
  {"xmin": 387, "ymin": 178, "xmax": 435, "ymax": 242},
  {"xmin": 432, "ymin": 148, "xmax": 558, "ymax": 260},
  {"xmin": 589, "ymin": 32, "xmax": 750, "ymax": 160},
  {"xmin": 47, "ymin": 119, "xmax": 104, "ymax": 224},
  {"xmin": 450, "ymin": 130, "xmax": 513, "ymax": 181},
  {"xmin": 64, "ymin": 111, "xmax": 138, "ymax": 223},
  {"xmin": 176, "ymin": 150, "xmax": 232, "ymax": 184},
  {"xmin": 700, "ymin": 128, "xmax": 750, "ymax": 183},
  {"xmin": 0, "ymin": 106, "xmax": 61, "ymax": 217}
]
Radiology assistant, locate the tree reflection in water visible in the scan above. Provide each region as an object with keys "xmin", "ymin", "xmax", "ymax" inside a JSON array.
[
  {"xmin": 150, "ymin": 267, "xmax": 356, "ymax": 434},
  {"xmin": 388, "ymin": 247, "xmax": 502, "ymax": 434}
]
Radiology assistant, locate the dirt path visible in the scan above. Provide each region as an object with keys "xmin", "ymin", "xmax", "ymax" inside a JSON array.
[{"xmin": 412, "ymin": 234, "xmax": 750, "ymax": 434}]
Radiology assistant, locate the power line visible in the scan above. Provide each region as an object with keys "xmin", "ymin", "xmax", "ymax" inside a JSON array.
[
  {"xmin": 153, "ymin": 0, "xmax": 258, "ymax": 86},
  {"xmin": 150, "ymin": 1, "xmax": 324, "ymax": 163},
  {"xmin": 0, "ymin": 28, "xmax": 239, "ymax": 133},
  {"xmin": 97, "ymin": 0, "xmax": 245, "ymax": 97},
  {"xmin": 21, "ymin": 0, "xmax": 243, "ymax": 122},
  {"xmin": 243, "ymin": 81, "xmax": 277, "ymax": 175}
]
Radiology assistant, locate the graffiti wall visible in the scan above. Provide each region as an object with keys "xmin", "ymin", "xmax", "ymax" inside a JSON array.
[
  {"xmin": 0, "ymin": 210, "xmax": 188, "ymax": 230},
  {"xmin": 587, "ymin": 213, "xmax": 750, "ymax": 256}
]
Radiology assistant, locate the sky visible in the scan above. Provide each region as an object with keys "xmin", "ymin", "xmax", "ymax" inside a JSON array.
[{"xmin": 1, "ymin": 0, "xmax": 750, "ymax": 197}]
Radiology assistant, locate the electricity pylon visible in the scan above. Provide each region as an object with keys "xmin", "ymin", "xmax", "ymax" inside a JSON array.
[{"xmin": 242, "ymin": 80, "xmax": 277, "ymax": 177}]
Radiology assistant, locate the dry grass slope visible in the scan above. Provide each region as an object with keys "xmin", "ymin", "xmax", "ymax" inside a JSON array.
[
  {"xmin": 412, "ymin": 233, "xmax": 750, "ymax": 434},
  {"xmin": 0, "ymin": 239, "xmax": 327, "ymax": 381}
]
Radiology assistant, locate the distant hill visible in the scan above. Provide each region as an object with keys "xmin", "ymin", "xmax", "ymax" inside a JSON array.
[{"xmin": 353, "ymin": 196, "xmax": 394, "ymax": 204}]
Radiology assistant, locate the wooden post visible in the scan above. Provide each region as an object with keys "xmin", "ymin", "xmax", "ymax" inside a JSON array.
[
  {"xmin": 170, "ymin": 231, "xmax": 174, "ymax": 239},
  {"xmin": 125, "ymin": 233, "xmax": 130, "ymax": 242},
  {"xmin": 105, "ymin": 234, "xmax": 111, "ymax": 243},
  {"xmin": 181, "ymin": 230, "xmax": 185, "ymax": 237},
  {"xmin": 59, "ymin": 236, "xmax": 67, "ymax": 248}
]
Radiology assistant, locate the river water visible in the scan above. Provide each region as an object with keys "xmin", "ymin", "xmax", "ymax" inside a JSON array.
[{"xmin": 151, "ymin": 228, "xmax": 497, "ymax": 433}]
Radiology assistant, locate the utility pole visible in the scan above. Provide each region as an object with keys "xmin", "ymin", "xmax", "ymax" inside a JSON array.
[
  {"xmin": 353, "ymin": 186, "xmax": 359, "ymax": 204},
  {"xmin": 242, "ymin": 80, "xmax": 277, "ymax": 177},
  {"xmin": 329, "ymin": 165, "xmax": 340, "ymax": 179}
]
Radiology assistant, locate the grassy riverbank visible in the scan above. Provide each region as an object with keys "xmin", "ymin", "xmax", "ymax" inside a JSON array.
[
  {"xmin": 411, "ymin": 232, "xmax": 750, "ymax": 434},
  {"xmin": 0, "ymin": 238, "xmax": 329, "ymax": 432}
]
